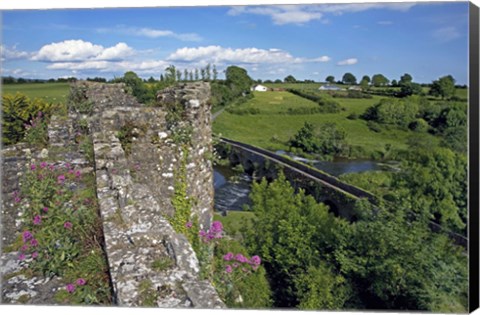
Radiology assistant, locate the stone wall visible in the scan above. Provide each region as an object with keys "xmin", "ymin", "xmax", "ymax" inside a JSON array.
[{"xmin": 1, "ymin": 81, "xmax": 223, "ymax": 307}]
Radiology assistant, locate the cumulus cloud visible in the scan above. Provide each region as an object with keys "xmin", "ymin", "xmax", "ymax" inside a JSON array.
[
  {"xmin": 0, "ymin": 44, "xmax": 30, "ymax": 61},
  {"xmin": 32, "ymin": 40, "xmax": 134, "ymax": 62},
  {"xmin": 167, "ymin": 45, "xmax": 329, "ymax": 65},
  {"xmin": 337, "ymin": 58, "xmax": 358, "ymax": 66},
  {"xmin": 228, "ymin": 3, "xmax": 416, "ymax": 25}
]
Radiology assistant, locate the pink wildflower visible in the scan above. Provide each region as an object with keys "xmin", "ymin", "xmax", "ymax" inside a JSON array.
[
  {"xmin": 76, "ymin": 278, "xmax": 87, "ymax": 286},
  {"xmin": 225, "ymin": 265, "xmax": 233, "ymax": 273},
  {"xmin": 66, "ymin": 284, "xmax": 75, "ymax": 293},
  {"xmin": 223, "ymin": 252, "xmax": 234, "ymax": 261},
  {"xmin": 33, "ymin": 215, "xmax": 42, "ymax": 225},
  {"xmin": 14, "ymin": 197, "xmax": 21, "ymax": 203},
  {"xmin": 43, "ymin": 207, "xmax": 48, "ymax": 213},
  {"xmin": 30, "ymin": 239, "xmax": 39, "ymax": 247},
  {"xmin": 57, "ymin": 174, "xmax": 66, "ymax": 184},
  {"xmin": 22, "ymin": 231, "xmax": 33, "ymax": 243},
  {"xmin": 18, "ymin": 253, "xmax": 26, "ymax": 261},
  {"xmin": 64, "ymin": 221, "xmax": 73, "ymax": 229},
  {"xmin": 32, "ymin": 252, "xmax": 38, "ymax": 259},
  {"xmin": 235, "ymin": 254, "xmax": 248, "ymax": 263},
  {"xmin": 75, "ymin": 170, "xmax": 81, "ymax": 178},
  {"xmin": 185, "ymin": 222, "xmax": 193, "ymax": 228},
  {"xmin": 250, "ymin": 255, "xmax": 261, "ymax": 266},
  {"xmin": 30, "ymin": 164, "xmax": 36, "ymax": 171},
  {"xmin": 233, "ymin": 263, "xmax": 239, "ymax": 268},
  {"xmin": 40, "ymin": 162, "xmax": 48, "ymax": 169},
  {"xmin": 21, "ymin": 245, "xmax": 28, "ymax": 252}
]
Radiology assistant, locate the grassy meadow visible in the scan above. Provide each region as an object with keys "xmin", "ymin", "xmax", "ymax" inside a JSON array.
[
  {"xmin": 2, "ymin": 83, "xmax": 70, "ymax": 103},
  {"xmin": 213, "ymin": 89, "xmax": 440, "ymax": 158}
]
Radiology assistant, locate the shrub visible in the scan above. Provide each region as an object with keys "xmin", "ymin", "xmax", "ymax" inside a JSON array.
[
  {"xmin": 346, "ymin": 113, "xmax": 358, "ymax": 120},
  {"xmin": 366, "ymin": 121, "xmax": 382, "ymax": 133}
]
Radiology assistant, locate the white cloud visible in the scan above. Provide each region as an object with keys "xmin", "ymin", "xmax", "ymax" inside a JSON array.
[
  {"xmin": 433, "ymin": 26, "xmax": 461, "ymax": 42},
  {"xmin": 46, "ymin": 59, "xmax": 169, "ymax": 75},
  {"xmin": 98, "ymin": 27, "xmax": 202, "ymax": 42},
  {"xmin": 337, "ymin": 58, "xmax": 358, "ymax": 66},
  {"xmin": 167, "ymin": 45, "xmax": 329, "ymax": 65},
  {"xmin": 228, "ymin": 3, "xmax": 416, "ymax": 25},
  {"xmin": 32, "ymin": 40, "xmax": 134, "ymax": 62},
  {"xmin": 0, "ymin": 44, "xmax": 30, "ymax": 60}
]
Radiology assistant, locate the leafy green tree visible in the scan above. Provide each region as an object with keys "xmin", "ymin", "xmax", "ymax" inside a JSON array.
[
  {"xmin": 342, "ymin": 73, "xmax": 357, "ymax": 85},
  {"xmin": 289, "ymin": 122, "xmax": 347, "ymax": 155},
  {"xmin": 225, "ymin": 65, "xmax": 253, "ymax": 96},
  {"xmin": 326, "ymin": 75, "xmax": 335, "ymax": 84},
  {"xmin": 289, "ymin": 122, "xmax": 317, "ymax": 153},
  {"xmin": 399, "ymin": 73, "xmax": 413, "ymax": 85},
  {"xmin": 122, "ymin": 71, "xmax": 152, "ymax": 103},
  {"xmin": 371, "ymin": 74, "xmax": 389, "ymax": 87},
  {"xmin": 391, "ymin": 79, "xmax": 398, "ymax": 87},
  {"xmin": 194, "ymin": 68, "xmax": 199, "ymax": 81},
  {"xmin": 362, "ymin": 98, "xmax": 418, "ymax": 127},
  {"xmin": 164, "ymin": 65, "xmax": 176, "ymax": 83},
  {"xmin": 284, "ymin": 75, "xmax": 297, "ymax": 83},
  {"xmin": 429, "ymin": 75, "xmax": 456, "ymax": 99},
  {"xmin": 361, "ymin": 75, "xmax": 371, "ymax": 84},
  {"xmin": 244, "ymin": 172, "xmax": 350, "ymax": 308},
  {"xmin": 176, "ymin": 69, "xmax": 182, "ymax": 82},
  {"xmin": 399, "ymin": 82, "xmax": 423, "ymax": 97},
  {"xmin": 183, "ymin": 69, "xmax": 189, "ymax": 82},
  {"xmin": 205, "ymin": 63, "xmax": 211, "ymax": 81}
]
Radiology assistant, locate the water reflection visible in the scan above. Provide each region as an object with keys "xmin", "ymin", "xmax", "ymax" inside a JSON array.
[{"xmin": 214, "ymin": 165, "xmax": 252, "ymax": 213}]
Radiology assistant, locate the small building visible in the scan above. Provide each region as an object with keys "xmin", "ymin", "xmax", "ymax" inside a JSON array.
[
  {"xmin": 319, "ymin": 85, "xmax": 342, "ymax": 91},
  {"xmin": 348, "ymin": 86, "xmax": 362, "ymax": 91},
  {"xmin": 251, "ymin": 84, "xmax": 268, "ymax": 92}
]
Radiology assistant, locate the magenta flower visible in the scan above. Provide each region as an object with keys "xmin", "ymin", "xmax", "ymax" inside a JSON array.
[
  {"xmin": 235, "ymin": 254, "xmax": 248, "ymax": 263},
  {"xmin": 65, "ymin": 163, "xmax": 71, "ymax": 169},
  {"xmin": 210, "ymin": 221, "xmax": 223, "ymax": 234},
  {"xmin": 30, "ymin": 164, "xmax": 36, "ymax": 171},
  {"xmin": 76, "ymin": 278, "xmax": 87, "ymax": 286},
  {"xmin": 68, "ymin": 169, "xmax": 74, "ymax": 175},
  {"xmin": 223, "ymin": 252, "xmax": 234, "ymax": 261},
  {"xmin": 199, "ymin": 230, "xmax": 207, "ymax": 237},
  {"xmin": 250, "ymin": 255, "xmax": 261, "ymax": 266},
  {"xmin": 49, "ymin": 164, "xmax": 55, "ymax": 171},
  {"xmin": 14, "ymin": 197, "xmax": 21, "ymax": 203},
  {"xmin": 32, "ymin": 252, "xmax": 38, "ymax": 259},
  {"xmin": 64, "ymin": 221, "xmax": 73, "ymax": 229},
  {"xmin": 225, "ymin": 265, "xmax": 233, "ymax": 273},
  {"xmin": 21, "ymin": 245, "xmax": 28, "ymax": 252},
  {"xmin": 33, "ymin": 215, "xmax": 42, "ymax": 225},
  {"xmin": 233, "ymin": 263, "xmax": 239, "ymax": 268},
  {"xmin": 66, "ymin": 284, "xmax": 75, "ymax": 293},
  {"xmin": 185, "ymin": 221, "xmax": 193, "ymax": 228},
  {"xmin": 18, "ymin": 253, "xmax": 26, "ymax": 261},
  {"xmin": 43, "ymin": 207, "xmax": 48, "ymax": 213},
  {"xmin": 57, "ymin": 174, "xmax": 66, "ymax": 184},
  {"xmin": 30, "ymin": 239, "xmax": 39, "ymax": 247},
  {"xmin": 40, "ymin": 162, "xmax": 47, "ymax": 169},
  {"xmin": 75, "ymin": 170, "xmax": 81, "ymax": 178},
  {"xmin": 22, "ymin": 231, "xmax": 33, "ymax": 243}
]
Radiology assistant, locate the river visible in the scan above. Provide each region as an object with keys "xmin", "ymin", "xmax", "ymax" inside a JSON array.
[{"xmin": 214, "ymin": 152, "xmax": 398, "ymax": 212}]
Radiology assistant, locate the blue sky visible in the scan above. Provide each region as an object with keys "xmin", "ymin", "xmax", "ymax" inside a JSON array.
[{"xmin": 1, "ymin": 1, "xmax": 470, "ymax": 84}]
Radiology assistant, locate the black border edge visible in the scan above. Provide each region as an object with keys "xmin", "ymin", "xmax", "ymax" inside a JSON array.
[{"xmin": 470, "ymin": 1, "xmax": 480, "ymax": 313}]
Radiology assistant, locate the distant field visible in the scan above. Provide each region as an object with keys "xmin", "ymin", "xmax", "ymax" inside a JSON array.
[
  {"xmin": 2, "ymin": 83, "xmax": 70, "ymax": 103},
  {"xmin": 213, "ymin": 90, "xmax": 440, "ymax": 158}
]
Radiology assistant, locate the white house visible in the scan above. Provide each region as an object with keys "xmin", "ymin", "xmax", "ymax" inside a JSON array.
[
  {"xmin": 319, "ymin": 85, "xmax": 342, "ymax": 91},
  {"xmin": 251, "ymin": 84, "xmax": 268, "ymax": 92}
]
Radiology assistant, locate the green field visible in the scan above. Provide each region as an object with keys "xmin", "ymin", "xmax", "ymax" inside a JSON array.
[
  {"xmin": 2, "ymin": 83, "xmax": 70, "ymax": 103},
  {"xmin": 213, "ymin": 90, "xmax": 440, "ymax": 158}
]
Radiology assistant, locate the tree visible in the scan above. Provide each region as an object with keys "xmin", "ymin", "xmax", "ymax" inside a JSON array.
[
  {"xmin": 325, "ymin": 75, "xmax": 335, "ymax": 84},
  {"xmin": 164, "ymin": 65, "xmax": 176, "ymax": 82},
  {"xmin": 147, "ymin": 76, "xmax": 156, "ymax": 83},
  {"xmin": 398, "ymin": 82, "xmax": 422, "ymax": 97},
  {"xmin": 342, "ymin": 73, "xmax": 357, "ymax": 85},
  {"xmin": 289, "ymin": 122, "xmax": 347, "ymax": 155},
  {"xmin": 371, "ymin": 74, "xmax": 389, "ymax": 87},
  {"xmin": 189, "ymin": 71, "xmax": 194, "ymax": 81},
  {"xmin": 212, "ymin": 64, "xmax": 218, "ymax": 81},
  {"xmin": 399, "ymin": 73, "xmax": 413, "ymax": 85},
  {"xmin": 176, "ymin": 69, "xmax": 182, "ymax": 82},
  {"xmin": 245, "ymin": 172, "xmax": 349, "ymax": 308},
  {"xmin": 429, "ymin": 75, "xmax": 456, "ymax": 99},
  {"xmin": 205, "ymin": 63, "xmax": 211, "ymax": 81},
  {"xmin": 194, "ymin": 68, "xmax": 199, "ymax": 81},
  {"xmin": 183, "ymin": 69, "xmax": 189, "ymax": 82},
  {"xmin": 361, "ymin": 75, "xmax": 371, "ymax": 84},
  {"xmin": 391, "ymin": 79, "xmax": 398, "ymax": 87},
  {"xmin": 225, "ymin": 65, "xmax": 253, "ymax": 96},
  {"xmin": 284, "ymin": 75, "xmax": 297, "ymax": 83},
  {"xmin": 122, "ymin": 71, "xmax": 151, "ymax": 103},
  {"xmin": 200, "ymin": 68, "xmax": 206, "ymax": 80}
]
